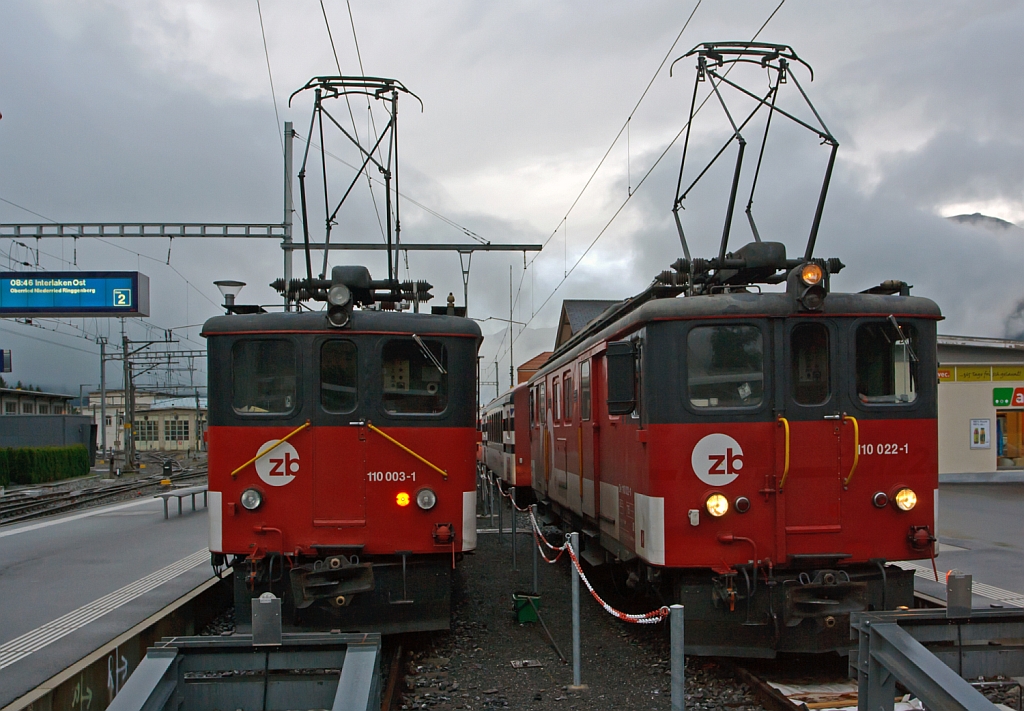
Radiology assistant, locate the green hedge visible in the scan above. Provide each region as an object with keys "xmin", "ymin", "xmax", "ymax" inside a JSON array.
[{"xmin": 0, "ymin": 445, "xmax": 90, "ymax": 487}]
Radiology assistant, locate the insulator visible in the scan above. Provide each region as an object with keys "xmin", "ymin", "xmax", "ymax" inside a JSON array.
[
  {"xmin": 691, "ymin": 258, "xmax": 709, "ymax": 275},
  {"xmin": 269, "ymin": 278, "xmax": 286, "ymax": 293},
  {"xmin": 656, "ymin": 270, "xmax": 676, "ymax": 285},
  {"xmin": 826, "ymin": 258, "xmax": 845, "ymax": 274}
]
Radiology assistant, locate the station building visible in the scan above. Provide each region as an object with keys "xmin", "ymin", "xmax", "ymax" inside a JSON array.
[
  {"xmin": 0, "ymin": 387, "xmax": 72, "ymax": 415},
  {"xmin": 84, "ymin": 390, "xmax": 207, "ymax": 454},
  {"xmin": 937, "ymin": 335, "xmax": 1024, "ymax": 475}
]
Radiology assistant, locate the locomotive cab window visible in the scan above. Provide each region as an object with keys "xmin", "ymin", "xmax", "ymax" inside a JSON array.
[
  {"xmin": 856, "ymin": 320, "xmax": 919, "ymax": 404},
  {"xmin": 686, "ymin": 325, "xmax": 764, "ymax": 408},
  {"xmin": 791, "ymin": 323, "xmax": 830, "ymax": 405},
  {"xmin": 382, "ymin": 338, "xmax": 448, "ymax": 414},
  {"xmin": 232, "ymin": 339, "xmax": 297, "ymax": 414},
  {"xmin": 321, "ymin": 340, "xmax": 357, "ymax": 413},
  {"xmin": 564, "ymin": 374, "xmax": 574, "ymax": 420}
]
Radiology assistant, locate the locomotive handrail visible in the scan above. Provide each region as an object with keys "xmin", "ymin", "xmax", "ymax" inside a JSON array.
[
  {"xmin": 366, "ymin": 422, "xmax": 448, "ymax": 479},
  {"xmin": 777, "ymin": 417, "xmax": 791, "ymax": 491},
  {"xmin": 230, "ymin": 420, "xmax": 311, "ymax": 478},
  {"xmin": 843, "ymin": 415, "xmax": 860, "ymax": 488}
]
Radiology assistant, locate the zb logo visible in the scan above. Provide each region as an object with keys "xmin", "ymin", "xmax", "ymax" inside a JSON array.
[
  {"xmin": 254, "ymin": 440, "xmax": 300, "ymax": 486},
  {"xmin": 691, "ymin": 433, "xmax": 744, "ymax": 486}
]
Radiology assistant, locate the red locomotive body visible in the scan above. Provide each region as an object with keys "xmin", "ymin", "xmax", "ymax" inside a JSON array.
[
  {"xmin": 526, "ymin": 280, "xmax": 940, "ymax": 656},
  {"xmin": 204, "ymin": 305, "xmax": 481, "ymax": 634}
]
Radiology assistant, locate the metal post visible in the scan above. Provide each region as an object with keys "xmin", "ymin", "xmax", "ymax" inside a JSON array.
[
  {"xmin": 122, "ymin": 331, "xmax": 133, "ymax": 471},
  {"xmin": 99, "ymin": 337, "xmax": 107, "ymax": 457},
  {"xmin": 532, "ymin": 505, "xmax": 539, "ymax": 595},
  {"xmin": 283, "ymin": 121, "xmax": 294, "ymax": 311},
  {"xmin": 511, "ymin": 489, "xmax": 517, "ymax": 571},
  {"xmin": 570, "ymin": 531, "xmax": 583, "ymax": 689},
  {"xmin": 491, "ymin": 479, "xmax": 499, "ymax": 532},
  {"xmin": 671, "ymin": 605, "xmax": 685, "ymax": 711}
]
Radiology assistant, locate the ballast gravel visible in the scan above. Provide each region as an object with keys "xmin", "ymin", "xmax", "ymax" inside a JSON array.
[{"xmin": 395, "ymin": 507, "xmax": 769, "ymax": 711}]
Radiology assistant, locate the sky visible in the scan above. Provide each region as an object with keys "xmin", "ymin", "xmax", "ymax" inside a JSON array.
[{"xmin": 0, "ymin": 1, "xmax": 1022, "ymax": 400}]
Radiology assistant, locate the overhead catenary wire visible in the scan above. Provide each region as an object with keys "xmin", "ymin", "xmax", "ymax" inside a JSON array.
[
  {"xmin": 494, "ymin": 0, "xmax": 786, "ymax": 370},
  {"xmin": 256, "ymin": 0, "xmax": 284, "ymax": 156}
]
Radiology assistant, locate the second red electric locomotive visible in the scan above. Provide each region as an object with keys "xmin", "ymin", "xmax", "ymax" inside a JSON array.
[{"xmin": 204, "ymin": 266, "xmax": 481, "ymax": 634}]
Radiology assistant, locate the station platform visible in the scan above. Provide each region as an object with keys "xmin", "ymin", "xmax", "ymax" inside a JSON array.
[
  {"xmin": 898, "ymin": 482, "xmax": 1024, "ymax": 609},
  {"xmin": 0, "ymin": 497, "xmax": 212, "ymax": 709}
]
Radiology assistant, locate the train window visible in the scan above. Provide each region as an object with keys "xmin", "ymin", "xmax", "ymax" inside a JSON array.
[
  {"xmin": 529, "ymin": 388, "xmax": 535, "ymax": 427},
  {"xmin": 791, "ymin": 323, "xmax": 830, "ymax": 405},
  {"xmin": 564, "ymin": 375, "xmax": 574, "ymax": 420},
  {"xmin": 539, "ymin": 382, "xmax": 547, "ymax": 426},
  {"xmin": 320, "ymin": 340, "xmax": 358, "ymax": 413},
  {"xmin": 580, "ymin": 360, "xmax": 591, "ymax": 421},
  {"xmin": 232, "ymin": 339, "xmax": 297, "ymax": 414},
  {"xmin": 381, "ymin": 339, "xmax": 448, "ymax": 414},
  {"xmin": 686, "ymin": 325, "xmax": 763, "ymax": 408},
  {"xmin": 552, "ymin": 378, "xmax": 560, "ymax": 422},
  {"xmin": 856, "ymin": 320, "xmax": 919, "ymax": 404}
]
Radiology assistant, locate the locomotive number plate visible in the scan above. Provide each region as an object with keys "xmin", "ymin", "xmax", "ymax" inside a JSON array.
[
  {"xmin": 858, "ymin": 443, "xmax": 909, "ymax": 455},
  {"xmin": 367, "ymin": 470, "xmax": 417, "ymax": 482}
]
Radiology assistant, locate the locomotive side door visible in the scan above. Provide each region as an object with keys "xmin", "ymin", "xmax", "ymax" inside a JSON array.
[
  {"xmin": 780, "ymin": 320, "xmax": 842, "ymax": 546},
  {"xmin": 312, "ymin": 338, "xmax": 366, "ymax": 526}
]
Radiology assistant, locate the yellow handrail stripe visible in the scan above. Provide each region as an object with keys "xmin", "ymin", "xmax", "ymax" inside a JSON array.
[
  {"xmin": 367, "ymin": 422, "xmax": 448, "ymax": 479},
  {"xmin": 777, "ymin": 417, "xmax": 791, "ymax": 492},
  {"xmin": 230, "ymin": 420, "xmax": 311, "ymax": 478},
  {"xmin": 843, "ymin": 415, "xmax": 860, "ymax": 488}
]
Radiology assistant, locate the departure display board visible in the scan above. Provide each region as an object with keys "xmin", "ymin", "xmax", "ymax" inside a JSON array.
[{"xmin": 0, "ymin": 271, "xmax": 150, "ymax": 317}]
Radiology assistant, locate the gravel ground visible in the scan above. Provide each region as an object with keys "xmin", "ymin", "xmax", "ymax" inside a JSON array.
[{"xmin": 395, "ymin": 506, "xmax": 769, "ymax": 711}]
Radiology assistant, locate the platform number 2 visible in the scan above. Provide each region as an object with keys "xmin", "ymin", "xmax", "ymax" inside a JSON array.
[{"xmin": 112, "ymin": 288, "xmax": 131, "ymax": 306}]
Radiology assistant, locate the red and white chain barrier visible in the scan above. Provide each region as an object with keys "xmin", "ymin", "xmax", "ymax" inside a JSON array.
[{"xmin": 489, "ymin": 472, "xmax": 669, "ymax": 624}]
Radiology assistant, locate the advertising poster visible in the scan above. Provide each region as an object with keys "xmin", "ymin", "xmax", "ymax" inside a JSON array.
[{"xmin": 970, "ymin": 418, "xmax": 991, "ymax": 449}]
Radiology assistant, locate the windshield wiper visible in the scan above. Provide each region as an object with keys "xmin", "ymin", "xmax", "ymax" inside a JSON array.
[
  {"xmin": 887, "ymin": 315, "xmax": 919, "ymax": 362},
  {"xmin": 412, "ymin": 334, "xmax": 446, "ymax": 374}
]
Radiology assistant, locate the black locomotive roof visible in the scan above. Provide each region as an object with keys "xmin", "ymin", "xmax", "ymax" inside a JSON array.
[
  {"xmin": 201, "ymin": 309, "xmax": 482, "ymax": 338},
  {"xmin": 545, "ymin": 290, "xmax": 941, "ymax": 370}
]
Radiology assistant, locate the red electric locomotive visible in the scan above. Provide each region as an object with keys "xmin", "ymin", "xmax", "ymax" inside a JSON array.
[
  {"xmin": 204, "ymin": 266, "xmax": 481, "ymax": 634},
  {"xmin": 520, "ymin": 42, "xmax": 940, "ymax": 656}
]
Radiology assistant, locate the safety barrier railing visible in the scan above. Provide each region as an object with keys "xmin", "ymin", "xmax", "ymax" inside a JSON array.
[{"xmin": 480, "ymin": 468, "xmax": 684, "ymax": 709}]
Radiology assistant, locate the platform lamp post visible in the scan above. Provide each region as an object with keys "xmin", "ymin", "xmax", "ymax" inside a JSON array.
[{"xmin": 214, "ymin": 280, "xmax": 246, "ymax": 314}]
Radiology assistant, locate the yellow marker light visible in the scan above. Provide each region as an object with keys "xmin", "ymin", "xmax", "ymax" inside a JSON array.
[
  {"xmin": 893, "ymin": 488, "xmax": 917, "ymax": 511},
  {"xmin": 396, "ymin": 491, "xmax": 411, "ymax": 507},
  {"xmin": 800, "ymin": 263, "xmax": 824, "ymax": 286},
  {"xmin": 705, "ymin": 493, "xmax": 729, "ymax": 517}
]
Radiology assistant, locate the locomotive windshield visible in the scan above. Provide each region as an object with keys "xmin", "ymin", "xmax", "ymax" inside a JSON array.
[
  {"xmin": 687, "ymin": 325, "xmax": 764, "ymax": 408},
  {"xmin": 382, "ymin": 338, "xmax": 448, "ymax": 414},
  {"xmin": 231, "ymin": 339, "xmax": 297, "ymax": 414},
  {"xmin": 321, "ymin": 340, "xmax": 357, "ymax": 413},
  {"xmin": 856, "ymin": 320, "xmax": 920, "ymax": 403}
]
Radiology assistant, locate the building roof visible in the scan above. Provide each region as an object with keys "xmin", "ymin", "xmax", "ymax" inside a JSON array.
[
  {"xmin": 938, "ymin": 334, "xmax": 1024, "ymax": 365},
  {"xmin": 0, "ymin": 387, "xmax": 73, "ymax": 400},
  {"xmin": 554, "ymin": 300, "xmax": 621, "ymax": 350},
  {"xmin": 517, "ymin": 351, "xmax": 553, "ymax": 384}
]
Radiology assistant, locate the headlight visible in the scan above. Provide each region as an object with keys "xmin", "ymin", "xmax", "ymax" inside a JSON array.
[
  {"xmin": 800, "ymin": 263, "xmax": 823, "ymax": 286},
  {"xmin": 416, "ymin": 488, "xmax": 437, "ymax": 510},
  {"xmin": 328, "ymin": 283, "xmax": 351, "ymax": 306},
  {"xmin": 240, "ymin": 488, "xmax": 263, "ymax": 511},
  {"xmin": 893, "ymin": 488, "xmax": 917, "ymax": 511},
  {"xmin": 396, "ymin": 492, "xmax": 410, "ymax": 507},
  {"xmin": 705, "ymin": 493, "xmax": 729, "ymax": 517}
]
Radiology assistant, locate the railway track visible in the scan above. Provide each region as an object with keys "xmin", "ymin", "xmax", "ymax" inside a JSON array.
[{"xmin": 0, "ymin": 464, "xmax": 207, "ymax": 524}]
